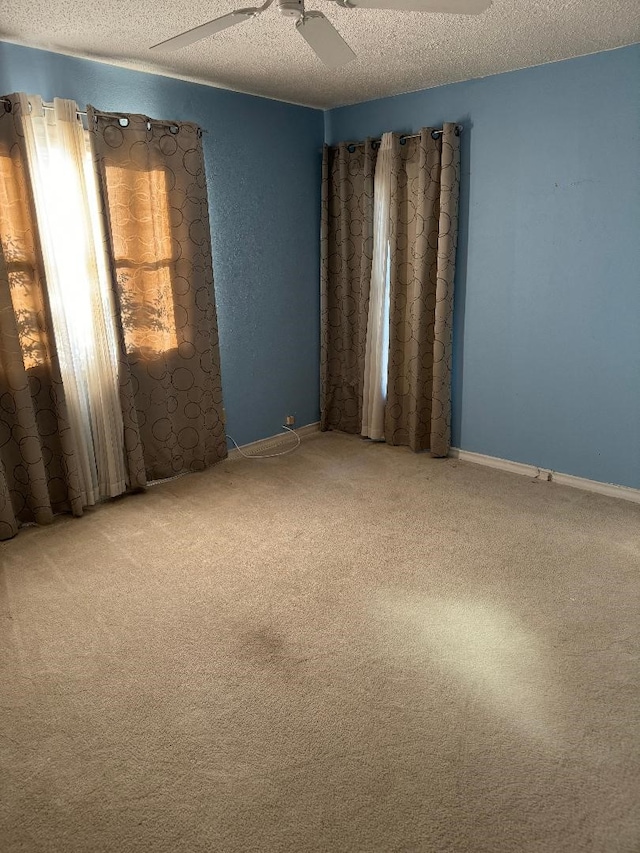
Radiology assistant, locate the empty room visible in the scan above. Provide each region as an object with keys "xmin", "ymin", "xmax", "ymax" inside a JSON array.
[{"xmin": 1, "ymin": 0, "xmax": 639, "ymax": 850}]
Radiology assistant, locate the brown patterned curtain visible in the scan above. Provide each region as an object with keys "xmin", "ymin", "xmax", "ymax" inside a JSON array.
[
  {"xmin": 0, "ymin": 94, "xmax": 85, "ymax": 540},
  {"xmin": 320, "ymin": 140, "xmax": 377, "ymax": 433},
  {"xmin": 88, "ymin": 109, "xmax": 227, "ymax": 481},
  {"xmin": 386, "ymin": 125, "xmax": 460, "ymax": 456},
  {"xmin": 320, "ymin": 125, "xmax": 460, "ymax": 458}
]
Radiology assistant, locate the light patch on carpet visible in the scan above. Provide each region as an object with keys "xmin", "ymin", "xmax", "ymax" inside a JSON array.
[{"xmin": 376, "ymin": 594, "xmax": 560, "ymax": 745}]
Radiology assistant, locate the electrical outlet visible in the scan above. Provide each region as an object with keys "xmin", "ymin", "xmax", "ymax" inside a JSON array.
[{"xmin": 285, "ymin": 415, "xmax": 295, "ymax": 426}]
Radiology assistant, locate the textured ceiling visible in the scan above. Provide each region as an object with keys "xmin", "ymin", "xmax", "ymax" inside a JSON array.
[{"xmin": 1, "ymin": 0, "xmax": 638, "ymax": 108}]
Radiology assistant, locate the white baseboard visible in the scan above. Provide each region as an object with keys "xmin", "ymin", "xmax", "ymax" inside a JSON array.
[
  {"xmin": 227, "ymin": 422, "xmax": 320, "ymax": 460},
  {"xmin": 449, "ymin": 447, "xmax": 640, "ymax": 505},
  {"xmin": 225, "ymin": 427, "xmax": 640, "ymax": 504}
]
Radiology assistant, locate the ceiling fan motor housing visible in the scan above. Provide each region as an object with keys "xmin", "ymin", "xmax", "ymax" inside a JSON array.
[{"xmin": 278, "ymin": 0, "xmax": 304, "ymax": 18}]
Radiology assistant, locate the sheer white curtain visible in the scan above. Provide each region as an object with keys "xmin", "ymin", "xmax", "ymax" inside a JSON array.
[
  {"xmin": 19, "ymin": 95, "xmax": 126, "ymax": 504},
  {"xmin": 361, "ymin": 132, "xmax": 393, "ymax": 441}
]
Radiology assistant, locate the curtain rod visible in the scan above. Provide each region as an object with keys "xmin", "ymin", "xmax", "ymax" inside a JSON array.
[
  {"xmin": 0, "ymin": 97, "xmax": 86, "ymax": 117},
  {"xmin": 0, "ymin": 97, "xmax": 207, "ymax": 133},
  {"xmin": 334, "ymin": 124, "xmax": 463, "ymax": 152}
]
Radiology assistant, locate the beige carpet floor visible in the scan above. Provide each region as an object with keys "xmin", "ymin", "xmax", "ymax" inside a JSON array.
[{"xmin": 1, "ymin": 431, "xmax": 639, "ymax": 853}]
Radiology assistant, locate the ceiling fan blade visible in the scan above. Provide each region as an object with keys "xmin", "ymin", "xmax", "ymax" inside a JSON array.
[
  {"xmin": 348, "ymin": 0, "xmax": 490, "ymax": 12},
  {"xmin": 150, "ymin": 11, "xmax": 255, "ymax": 52},
  {"xmin": 296, "ymin": 12, "xmax": 356, "ymax": 70}
]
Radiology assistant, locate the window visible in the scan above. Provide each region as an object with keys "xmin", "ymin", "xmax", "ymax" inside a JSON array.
[
  {"xmin": 107, "ymin": 165, "xmax": 178, "ymax": 354},
  {"xmin": 0, "ymin": 147, "xmax": 51, "ymax": 369}
]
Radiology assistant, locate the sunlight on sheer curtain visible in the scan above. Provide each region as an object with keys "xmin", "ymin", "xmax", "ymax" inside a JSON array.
[
  {"xmin": 362, "ymin": 132, "xmax": 393, "ymax": 441},
  {"xmin": 20, "ymin": 95, "xmax": 126, "ymax": 504}
]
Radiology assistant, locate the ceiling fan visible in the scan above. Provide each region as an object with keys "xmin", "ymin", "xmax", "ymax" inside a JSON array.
[{"xmin": 150, "ymin": 0, "xmax": 491, "ymax": 70}]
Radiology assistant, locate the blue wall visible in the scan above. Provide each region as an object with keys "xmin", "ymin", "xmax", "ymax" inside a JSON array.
[
  {"xmin": 0, "ymin": 40, "xmax": 324, "ymax": 447},
  {"xmin": 327, "ymin": 44, "xmax": 640, "ymax": 489}
]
